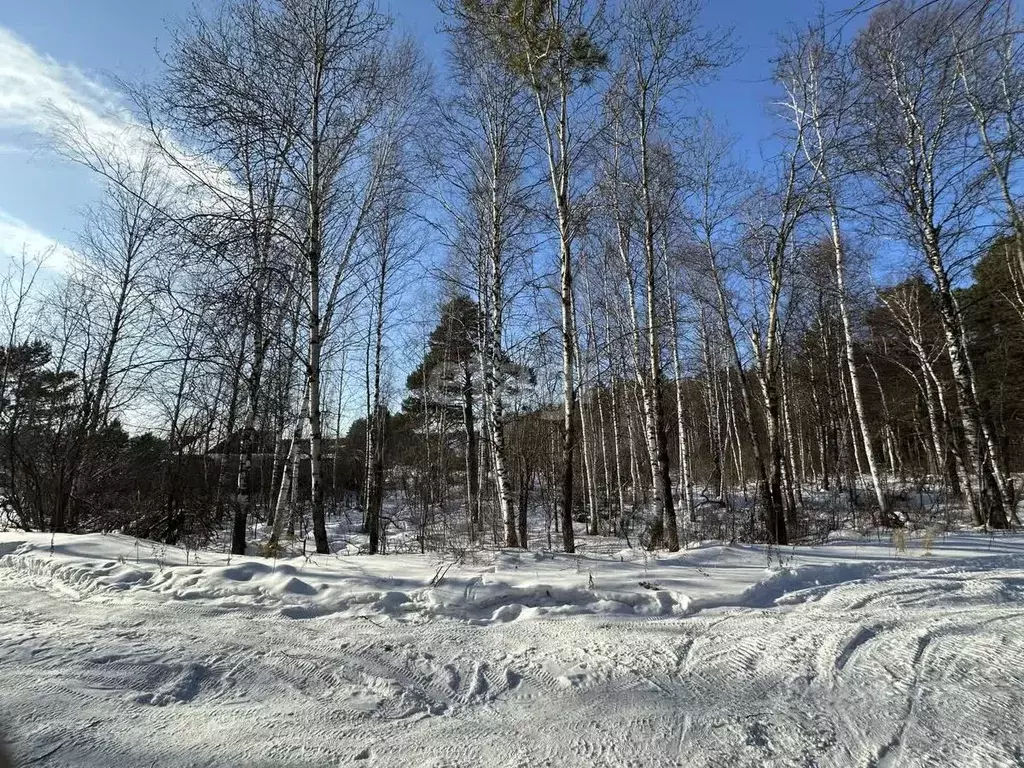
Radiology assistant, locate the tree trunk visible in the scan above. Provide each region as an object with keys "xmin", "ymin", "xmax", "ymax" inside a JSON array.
[
  {"xmin": 923, "ymin": 229, "xmax": 1008, "ymax": 528},
  {"xmin": 670, "ymin": 293, "xmax": 695, "ymax": 523},
  {"xmin": 559, "ymin": 230, "xmax": 577, "ymax": 552},
  {"xmin": 269, "ymin": 388, "xmax": 309, "ymax": 550},
  {"xmin": 831, "ymin": 215, "xmax": 889, "ymax": 523}
]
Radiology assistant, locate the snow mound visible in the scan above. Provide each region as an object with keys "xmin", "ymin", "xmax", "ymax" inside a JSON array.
[
  {"xmin": 0, "ymin": 534, "xmax": 691, "ymax": 624},
  {"xmin": 3, "ymin": 530, "xmax": 1024, "ymax": 766},
  {"xmin": 2, "ymin": 531, "xmax": 1022, "ymax": 629}
]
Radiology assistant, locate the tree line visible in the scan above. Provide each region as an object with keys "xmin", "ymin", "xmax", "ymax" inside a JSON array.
[{"xmin": 2, "ymin": 0, "xmax": 1023, "ymax": 556}]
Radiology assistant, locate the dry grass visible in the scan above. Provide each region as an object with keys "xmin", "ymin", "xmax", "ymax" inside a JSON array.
[
  {"xmin": 892, "ymin": 528, "xmax": 909, "ymax": 554},
  {"xmin": 921, "ymin": 526, "xmax": 938, "ymax": 556}
]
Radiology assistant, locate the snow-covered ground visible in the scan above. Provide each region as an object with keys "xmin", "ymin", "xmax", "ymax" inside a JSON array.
[{"xmin": 1, "ymin": 529, "xmax": 1023, "ymax": 767}]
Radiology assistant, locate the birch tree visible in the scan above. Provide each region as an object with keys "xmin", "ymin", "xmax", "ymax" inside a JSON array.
[
  {"xmin": 776, "ymin": 20, "xmax": 891, "ymax": 524},
  {"xmin": 612, "ymin": 0, "xmax": 731, "ymax": 550},
  {"xmin": 269, "ymin": 0, "xmax": 393, "ymax": 553},
  {"xmin": 451, "ymin": 0, "xmax": 608, "ymax": 553},
  {"xmin": 161, "ymin": 0, "xmax": 298, "ymax": 554},
  {"xmin": 854, "ymin": 1, "xmax": 1010, "ymax": 527},
  {"xmin": 953, "ymin": 0, "xmax": 1024, "ymax": 318},
  {"xmin": 434, "ymin": 9, "xmax": 536, "ymax": 547}
]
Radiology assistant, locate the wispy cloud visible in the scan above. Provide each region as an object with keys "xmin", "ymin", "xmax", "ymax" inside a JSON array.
[
  {"xmin": 0, "ymin": 25, "xmax": 124, "ymax": 272},
  {"xmin": 0, "ymin": 25, "xmax": 237, "ymax": 271},
  {"xmin": 0, "ymin": 26, "xmax": 130, "ymax": 148},
  {"xmin": 0, "ymin": 211, "xmax": 74, "ymax": 272}
]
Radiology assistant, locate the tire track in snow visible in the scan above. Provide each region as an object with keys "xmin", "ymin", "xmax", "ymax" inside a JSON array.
[{"xmin": 4, "ymin": 548, "xmax": 1024, "ymax": 766}]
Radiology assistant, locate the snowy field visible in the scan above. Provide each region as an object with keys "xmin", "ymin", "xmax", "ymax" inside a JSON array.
[{"xmin": 1, "ymin": 529, "xmax": 1023, "ymax": 767}]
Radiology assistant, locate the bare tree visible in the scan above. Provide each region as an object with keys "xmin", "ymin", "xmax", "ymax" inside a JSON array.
[
  {"xmin": 854, "ymin": 1, "xmax": 1009, "ymax": 527},
  {"xmin": 160, "ymin": 0, "xmax": 300, "ymax": 554},
  {"xmin": 611, "ymin": 0, "xmax": 732, "ymax": 550},
  {"xmin": 450, "ymin": 0, "xmax": 609, "ymax": 553},
  {"xmin": 44, "ymin": 157, "xmax": 168, "ymax": 532},
  {"xmin": 263, "ymin": 0, "xmax": 394, "ymax": 553},
  {"xmin": 953, "ymin": 0, "xmax": 1024, "ymax": 315},
  {"xmin": 432, "ymin": 11, "xmax": 537, "ymax": 547},
  {"xmin": 776, "ymin": 18, "xmax": 891, "ymax": 524}
]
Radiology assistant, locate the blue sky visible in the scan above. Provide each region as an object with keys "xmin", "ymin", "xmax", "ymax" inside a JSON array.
[{"xmin": 0, "ymin": 0, "xmax": 854, "ymax": 269}]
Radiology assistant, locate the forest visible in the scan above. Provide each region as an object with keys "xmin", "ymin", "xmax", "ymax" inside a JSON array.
[{"xmin": 2, "ymin": 0, "xmax": 1023, "ymax": 559}]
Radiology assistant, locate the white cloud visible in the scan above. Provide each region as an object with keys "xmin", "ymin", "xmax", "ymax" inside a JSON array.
[
  {"xmin": 0, "ymin": 210, "xmax": 74, "ymax": 272},
  {"xmin": 0, "ymin": 26, "xmax": 238, "ymax": 217},
  {"xmin": 0, "ymin": 26, "xmax": 126, "ymax": 276},
  {"xmin": 0, "ymin": 26, "xmax": 128, "ymax": 147}
]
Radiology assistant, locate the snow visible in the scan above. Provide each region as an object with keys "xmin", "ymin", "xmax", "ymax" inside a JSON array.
[{"xmin": 1, "ymin": 529, "xmax": 1023, "ymax": 766}]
